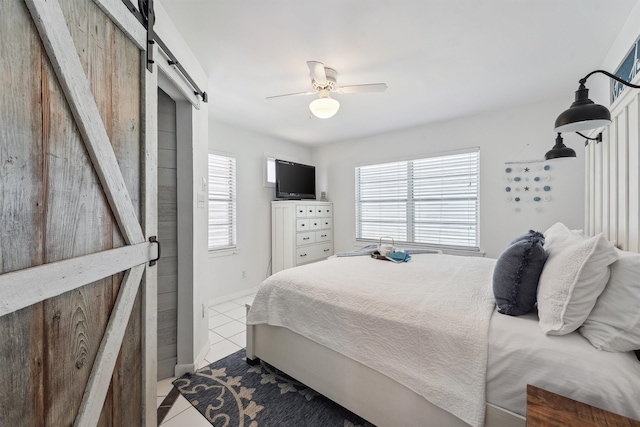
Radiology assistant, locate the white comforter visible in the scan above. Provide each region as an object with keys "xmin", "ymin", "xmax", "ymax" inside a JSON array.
[{"xmin": 247, "ymin": 254, "xmax": 497, "ymax": 427}]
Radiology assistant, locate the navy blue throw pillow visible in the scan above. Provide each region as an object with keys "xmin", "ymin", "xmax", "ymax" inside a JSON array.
[
  {"xmin": 509, "ymin": 230, "xmax": 545, "ymax": 246},
  {"xmin": 493, "ymin": 231, "xmax": 547, "ymax": 316}
]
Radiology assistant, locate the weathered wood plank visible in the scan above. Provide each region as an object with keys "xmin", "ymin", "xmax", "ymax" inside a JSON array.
[
  {"xmin": 158, "ymin": 342, "xmax": 178, "ymax": 361},
  {"xmin": 0, "ymin": 2, "xmax": 47, "ymax": 424},
  {"xmin": 158, "ymin": 292, "xmax": 177, "ymax": 312},
  {"xmin": 118, "ymin": 288, "xmax": 143, "ymax": 425},
  {"xmin": 91, "ymin": 0, "xmax": 146, "ymax": 49},
  {"xmin": 0, "ymin": 0, "xmax": 45, "ymax": 274},
  {"xmin": 106, "ymin": 9, "xmax": 143, "ymax": 425},
  {"xmin": 158, "ymin": 357, "xmax": 178, "ymax": 381},
  {"xmin": 0, "ymin": 242, "xmax": 153, "ymax": 317},
  {"xmin": 159, "ymin": 204, "xmax": 178, "ymax": 222},
  {"xmin": 158, "ymin": 167, "xmax": 178, "ymax": 187},
  {"xmin": 0, "ymin": 306, "xmax": 45, "ymax": 427},
  {"xmin": 74, "ymin": 264, "xmax": 145, "ymax": 427},
  {"xmin": 159, "ymin": 239, "xmax": 178, "ymax": 258},
  {"xmin": 44, "ymin": 276, "xmax": 113, "ymax": 426},
  {"xmin": 24, "ymin": 0, "xmax": 145, "ymax": 245},
  {"xmin": 158, "ymin": 148, "xmax": 178, "ymax": 169},
  {"xmin": 41, "ymin": 2, "xmax": 116, "ymax": 423},
  {"xmin": 158, "ymin": 274, "xmax": 178, "ymax": 294},
  {"xmin": 157, "ymin": 256, "xmax": 178, "ymax": 277},
  {"xmin": 159, "ymin": 222, "xmax": 178, "ymax": 239},
  {"xmin": 156, "ymin": 88, "xmax": 176, "ymax": 381}
]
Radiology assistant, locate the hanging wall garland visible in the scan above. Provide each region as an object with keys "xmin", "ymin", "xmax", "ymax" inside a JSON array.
[{"xmin": 504, "ymin": 161, "xmax": 552, "ymax": 205}]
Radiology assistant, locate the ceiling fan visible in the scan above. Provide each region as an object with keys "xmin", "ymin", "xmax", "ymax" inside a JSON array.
[{"xmin": 266, "ymin": 61, "xmax": 388, "ymax": 118}]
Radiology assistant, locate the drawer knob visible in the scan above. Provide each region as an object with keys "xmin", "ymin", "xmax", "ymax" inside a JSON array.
[
  {"xmin": 303, "ymin": 237, "xmax": 310, "ymax": 240},
  {"xmin": 321, "ymin": 234, "xmax": 327, "ymax": 237},
  {"xmin": 300, "ymin": 253, "xmax": 307, "ymax": 257},
  {"xmin": 324, "ymin": 249, "xmax": 330, "ymax": 252}
]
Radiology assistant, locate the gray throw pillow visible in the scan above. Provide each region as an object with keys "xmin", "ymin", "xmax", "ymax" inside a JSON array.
[{"xmin": 493, "ymin": 231, "xmax": 547, "ymax": 316}]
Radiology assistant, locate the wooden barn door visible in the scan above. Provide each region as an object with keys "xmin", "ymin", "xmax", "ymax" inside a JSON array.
[{"xmin": 0, "ymin": 0, "xmax": 157, "ymax": 425}]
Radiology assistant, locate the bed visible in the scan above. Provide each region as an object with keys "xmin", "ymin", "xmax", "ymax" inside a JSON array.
[
  {"xmin": 245, "ymin": 250, "xmax": 640, "ymax": 427},
  {"xmin": 245, "ymin": 74, "xmax": 640, "ymax": 427}
]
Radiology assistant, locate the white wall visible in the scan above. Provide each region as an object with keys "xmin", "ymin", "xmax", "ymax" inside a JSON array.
[
  {"xmin": 312, "ymin": 97, "xmax": 586, "ymax": 259},
  {"xmin": 207, "ymin": 121, "xmax": 312, "ymax": 299}
]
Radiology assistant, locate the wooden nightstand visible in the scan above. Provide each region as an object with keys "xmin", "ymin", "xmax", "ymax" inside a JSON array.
[{"xmin": 526, "ymin": 384, "xmax": 640, "ymax": 427}]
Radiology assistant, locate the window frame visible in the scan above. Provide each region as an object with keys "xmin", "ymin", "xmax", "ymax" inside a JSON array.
[
  {"xmin": 207, "ymin": 152, "xmax": 237, "ymax": 252},
  {"xmin": 354, "ymin": 148, "xmax": 480, "ymax": 252}
]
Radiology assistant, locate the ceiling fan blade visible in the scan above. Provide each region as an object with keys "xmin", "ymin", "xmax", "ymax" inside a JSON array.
[
  {"xmin": 307, "ymin": 61, "xmax": 327, "ymax": 85},
  {"xmin": 266, "ymin": 90, "xmax": 317, "ymax": 100},
  {"xmin": 335, "ymin": 83, "xmax": 388, "ymax": 94}
]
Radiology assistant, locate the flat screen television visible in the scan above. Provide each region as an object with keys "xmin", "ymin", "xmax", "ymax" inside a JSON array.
[{"xmin": 275, "ymin": 159, "xmax": 316, "ymax": 200}]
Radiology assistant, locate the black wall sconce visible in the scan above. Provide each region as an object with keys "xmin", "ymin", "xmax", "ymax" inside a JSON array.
[
  {"xmin": 554, "ymin": 70, "xmax": 640, "ymax": 133},
  {"xmin": 545, "ymin": 133, "xmax": 576, "ymax": 160},
  {"xmin": 544, "ymin": 132, "xmax": 603, "ymax": 161},
  {"xmin": 546, "ymin": 70, "xmax": 639, "ymax": 160}
]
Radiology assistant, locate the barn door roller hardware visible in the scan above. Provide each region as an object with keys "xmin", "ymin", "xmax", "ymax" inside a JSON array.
[{"xmin": 121, "ymin": 0, "xmax": 208, "ymax": 103}]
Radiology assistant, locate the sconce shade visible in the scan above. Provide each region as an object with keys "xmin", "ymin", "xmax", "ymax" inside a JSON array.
[
  {"xmin": 554, "ymin": 84, "xmax": 611, "ymax": 133},
  {"xmin": 545, "ymin": 133, "xmax": 576, "ymax": 160},
  {"xmin": 309, "ymin": 97, "xmax": 340, "ymax": 119}
]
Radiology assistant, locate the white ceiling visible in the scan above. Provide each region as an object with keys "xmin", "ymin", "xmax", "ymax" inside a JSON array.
[{"xmin": 158, "ymin": 0, "xmax": 637, "ymax": 146}]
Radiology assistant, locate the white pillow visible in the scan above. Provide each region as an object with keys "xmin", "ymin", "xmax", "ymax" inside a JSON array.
[
  {"xmin": 537, "ymin": 223, "xmax": 617, "ymax": 335},
  {"xmin": 580, "ymin": 249, "xmax": 640, "ymax": 351}
]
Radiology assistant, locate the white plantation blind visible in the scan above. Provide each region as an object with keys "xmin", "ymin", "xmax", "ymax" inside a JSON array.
[
  {"xmin": 208, "ymin": 154, "xmax": 237, "ymax": 250},
  {"xmin": 355, "ymin": 149, "xmax": 480, "ymax": 250}
]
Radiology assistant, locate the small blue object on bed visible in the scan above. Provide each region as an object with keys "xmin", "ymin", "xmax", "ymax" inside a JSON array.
[
  {"xmin": 493, "ymin": 230, "xmax": 547, "ymax": 316},
  {"xmin": 385, "ymin": 251, "xmax": 411, "ymax": 263}
]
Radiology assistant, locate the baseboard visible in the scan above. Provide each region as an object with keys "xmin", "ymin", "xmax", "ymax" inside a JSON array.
[
  {"xmin": 174, "ymin": 363, "xmax": 194, "ymax": 378},
  {"xmin": 207, "ymin": 286, "xmax": 259, "ymax": 307},
  {"xmin": 174, "ymin": 341, "xmax": 209, "ymax": 377}
]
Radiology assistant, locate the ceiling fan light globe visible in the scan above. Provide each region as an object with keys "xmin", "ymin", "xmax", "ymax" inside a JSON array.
[{"xmin": 310, "ymin": 97, "xmax": 340, "ymax": 119}]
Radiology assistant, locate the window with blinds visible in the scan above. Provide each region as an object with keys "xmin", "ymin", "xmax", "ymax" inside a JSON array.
[
  {"xmin": 355, "ymin": 149, "xmax": 480, "ymax": 251},
  {"xmin": 208, "ymin": 153, "xmax": 237, "ymax": 251}
]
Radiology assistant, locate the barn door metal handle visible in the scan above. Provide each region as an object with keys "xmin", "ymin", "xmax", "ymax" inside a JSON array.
[{"xmin": 149, "ymin": 236, "xmax": 161, "ymax": 266}]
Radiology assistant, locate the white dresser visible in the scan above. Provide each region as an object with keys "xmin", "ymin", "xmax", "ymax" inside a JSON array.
[{"xmin": 271, "ymin": 200, "xmax": 333, "ymax": 274}]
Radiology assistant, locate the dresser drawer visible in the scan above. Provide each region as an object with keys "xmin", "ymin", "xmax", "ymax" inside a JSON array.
[
  {"xmin": 296, "ymin": 243, "xmax": 333, "ymax": 265},
  {"xmin": 321, "ymin": 218, "xmax": 332, "ymax": 229},
  {"xmin": 321, "ymin": 206, "xmax": 332, "ymax": 217},
  {"xmin": 297, "ymin": 232, "xmax": 316, "ymax": 246},
  {"xmin": 309, "ymin": 218, "xmax": 322, "ymax": 230},
  {"xmin": 295, "ymin": 205, "xmax": 307, "ymax": 217},
  {"xmin": 315, "ymin": 230, "xmax": 331, "ymax": 242},
  {"xmin": 296, "ymin": 219, "xmax": 310, "ymax": 231},
  {"xmin": 306, "ymin": 206, "xmax": 315, "ymax": 216}
]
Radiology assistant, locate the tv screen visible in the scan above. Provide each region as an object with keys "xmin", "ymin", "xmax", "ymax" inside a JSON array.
[{"xmin": 275, "ymin": 159, "xmax": 316, "ymax": 200}]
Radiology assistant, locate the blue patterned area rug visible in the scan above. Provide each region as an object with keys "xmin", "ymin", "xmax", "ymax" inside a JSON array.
[{"xmin": 173, "ymin": 349, "xmax": 375, "ymax": 427}]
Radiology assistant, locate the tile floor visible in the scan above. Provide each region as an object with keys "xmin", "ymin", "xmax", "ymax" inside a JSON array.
[{"xmin": 157, "ymin": 293, "xmax": 256, "ymax": 426}]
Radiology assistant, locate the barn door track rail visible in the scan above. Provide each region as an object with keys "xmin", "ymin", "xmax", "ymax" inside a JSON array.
[{"xmin": 122, "ymin": 0, "xmax": 208, "ymax": 102}]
